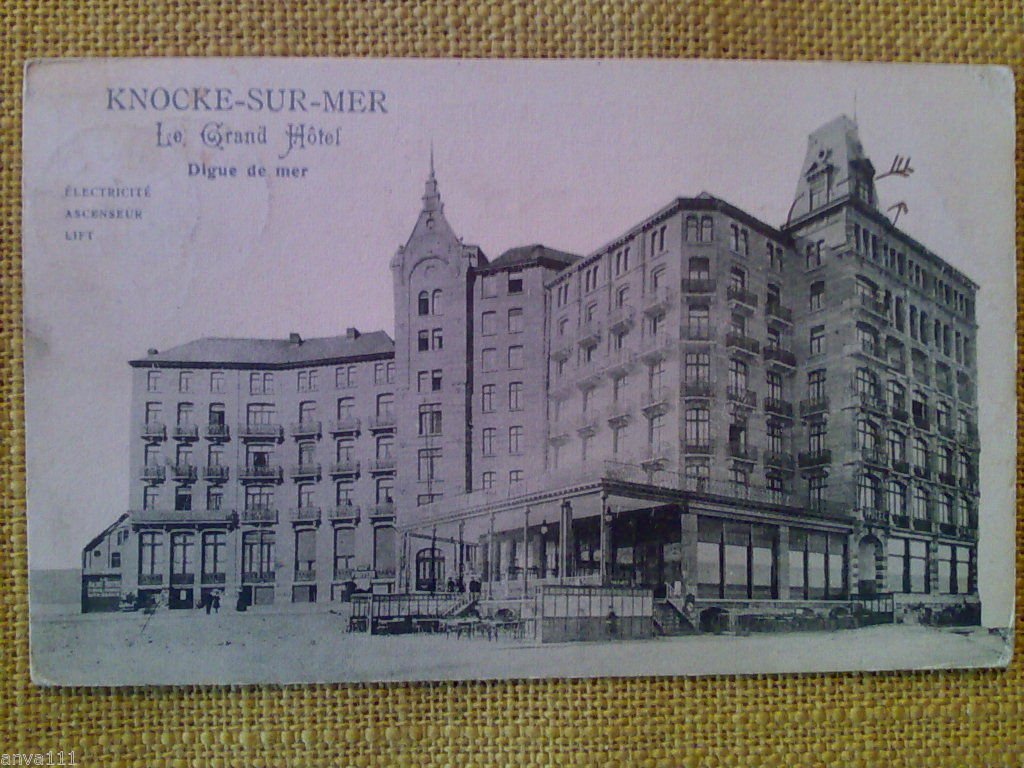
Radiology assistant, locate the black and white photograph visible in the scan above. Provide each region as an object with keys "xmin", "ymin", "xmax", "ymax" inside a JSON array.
[{"xmin": 22, "ymin": 58, "xmax": 1016, "ymax": 685}]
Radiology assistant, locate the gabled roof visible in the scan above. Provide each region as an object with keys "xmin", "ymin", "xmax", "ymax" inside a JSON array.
[
  {"xmin": 82, "ymin": 512, "xmax": 129, "ymax": 554},
  {"xmin": 486, "ymin": 244, "xmax": 581, "ymax": 271},
  {"xmin": 130, "ymin": 330, "xmax": 394, "ymax": 368}
]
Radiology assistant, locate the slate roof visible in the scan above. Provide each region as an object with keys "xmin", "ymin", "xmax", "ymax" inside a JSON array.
[
  {"xmin": 486, "ymin": 244, "xmax": 580, "ymax": 271},
  {"xmin": 131, "ymin": 330, "xmax": 394, "ymax": 368}
]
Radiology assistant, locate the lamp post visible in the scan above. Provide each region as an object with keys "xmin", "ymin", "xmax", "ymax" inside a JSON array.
[
  {"xmin": 540, "ymin": 519, "xmax": 549, "ymax": 579},
  {"xmin": 522, "ymin": 506, "xmax": 531, "ymax": 596},
  {"xmin": 559, "ymin": 499, "xmax": 572, "ymax": 584}
]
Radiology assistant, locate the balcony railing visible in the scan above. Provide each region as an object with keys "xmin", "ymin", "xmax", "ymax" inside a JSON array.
[
  {"xmin": 368, "ymin": 414, "xmax": 396, "ymax": 432},
  {"xmin": 858, "ymin": 392, "xmax": 888, "ymax": 415},
  {"xmin": 203, "ymin": 464, "xmax": 229, "ymax": 482},
  {"xmin": 858, "ymin": 293, "xmax": 889, "ymax": 320},
  {"xmin": 641, "ymin": 441, "xmax": 673, "ymax": 465},
  {"xmin": 680, "ymin": 277, "xmax": 716, "ymax": 294},
  {"xmin": 140, "ymin": 465, "xmax": 166, "ymax": 482},
  {"xmin": 575, "ymin": 366, "xmax": 603, "ymax": 391},
  {"xmin": 912, "ymin": 412, "xmax": 931, "ymax": 431},
  {"xmin": 640, "ymin": 386, "xmax": 672, "ymax": 414},
  {"xmin": 141, "ymin": 421, "xmax": 166, "ymax": 440},
  {"xmin": 763, "ymin": 397, "xmax": 793, "ymax": 418},
  {"xmin": 575, "ymin": 412, "xmax": 601, "ymax": 436},
  {"xmin": 170, "ymin": 463, "xmax": 198, "ymax": 482},
  {"xmin": 683, "ymin": 380, "xmax": 714, "ymax": 399},
  {"xmin": 799, "ymin": 396, "xmax": 829, "ymax": 417},
  {"xmin": 241, "ymin": 571, "xmax": 276, "ymax": 584},
  {"xmin": 938, "ymin": 522, "xmax": 958, "ymax": 536},
  {"xmin": 131, "ymin": 508, "xmax": 234, "ymax": 525},
  {"xmin": 328, "ymin": 505, "xmax": 361, "ymax": 524},
  {"xmin": 891, "ymin": 514, "xmax": 911, "ymax": 530},
  {"xmin": 763, "ymin": 346, "xmax": 796, "ymax": 369},
  {"xmin": 763, "ymin": 451, "xmax": 795, "ymax": 470},
  {"xmin": 726, "ymin": 285, "xmax": 758, "ymax": 309},
  {"xmin": 294, "ymin": 569, "xmax": 317, "ymax": 582},
  {"xmin": 290, "ymin": 506, "xmax": 322, "ymax": 523},
  {"xmin": 240, "ymin": 507, "xmax": 278, "ymax": 524},
  {"xmin": 860, "ymin": 447, "xmax": 888, "ymax": 467},
  {"xmin": 938, "ymin": 424, "xmax": 956, "ymax": 439},
  {"xmin": 725, "ymin": 332, "xmax": 760, "ymax": 355},
  {"xmin": 860, "ymin": 508, "xmax": 889, "ymax": 525},
  {"xmin": 639, "ymin": 334, "xmax": 674, "ymax": 361},
  {"xmin": 913, "ymin": 465, "xmax": 932, "ymax": 480},
  {"xmin": 369, "ymin": 457, "xmax": 396, "ymax": 473},
  {"xmin": 938, "ymin": 471, "xmax": 956, "ymax": 486},
  {"xmin": 329, "ymin": 460, "xmax": 361, "ymax": 477},
  {"xmin": 891, "ymin": 459, "xmax": 911, "ymax": 475},
  {"xmin": 959, "ymin": 477, "xmax": 979, "ymax": 494},
  {"xmin": 957, "ymin": 525, "xmax": 978, "ymax": 541},
  {"xmin": 240, "ymin": 423, "xmax": 283, "ymax": 441},
  {"xmin": 329, "ymin": 416, "xmax": 362, "ymax": 435},
  {"xmin": 172, "ymin": 423, "xmax": 199, "ymax": 440},
  {"xmin": 551, "ymin": 344, "xmax": 573, "ymax": 362},
  {"xmin": 605, "ymin": 401, "xmax": 634, "ymax": 425},
  {"xmin": 204, "ymin": 423, "xmax": 230, "ymax": 440},
  {"xmin": 912, "ymin": 518, "xmax": 934, "ymax": 533},
  {"xmin": 682, "ymin": 440, "xmax": 714, "ymax": 455},
  {"xmin": 370, "ymin": 503, "xmax": 396, "ymax": 521},
  {"xmin": 290, "ymin": 420, "xmax": 322, "ymax": 438},
  {"xmin": 239, "ymin": 464, "xmax": 283, "ymax": 482},
  {"xmin": 891, "ymin": 407, "xmax": 909, "ymax": 423},
  {"xmin": 682, "ymin": 326, "xmax": 712, "ymax": 342},
  {"xmin": 727, "ymin": 443, "xmax": 758, "ymax": 462},
  {"xmin": 765, "ymin": 301, "xmax": 793, "ymax": 324},
  {"xmin": 642, "ymin": 287, "xmax": 675, "ymax": 315},
  {"xmin": 290, "ymin": 463, "xmax": 321, "ymax": 480},
  {"xmin": 170, "ymin": 573, "xmax": 196, "ymax": 586},
  {"xmin": 604, "ymin": 348, "xmax": 639, "ymax": 375},
  {"xmin": 726, "ymin": 386, "xmax": 757, "ymax": 408},
  {"xmin": 608, "ymin": 304, "xmax": 636, "ymax": 332},
  {"xmin": 797, "ymin": 449, "xmax": 832, "ymax": 467}
]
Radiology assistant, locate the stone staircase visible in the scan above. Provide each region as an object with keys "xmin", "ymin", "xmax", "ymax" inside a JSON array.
[{"xmin": 653, "ymin": 599, "xmax": 698, "ymax": 636}]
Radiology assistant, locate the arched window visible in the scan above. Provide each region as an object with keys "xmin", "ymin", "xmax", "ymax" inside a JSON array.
[
  {"xmin": 886, "ymin": 481, "xmax": 906, "ymax": 516},
  {"xmin": 685, "ymin": 216, "xmax": 699, "ymax": 242},
  {"xmin": 912, "ymin": 487, "xmax": 929, "ymax": 520},
  {"xmin": 700, "ymin": 216, "xmax": 713, "ymax": 243},
  {"xmin": 857, "ymin": 419, "xmax": 878, "ymax": 450},
  {"xmin": 887, "ymin": 430, "xmax": 905, "ymax": 462},
  {"xmin": 855, "ymin": 368, "xmax": 877, "ymax": 398},
  {"xmin": 431, "ymin": 289, "xmax": 443, "ymax": 315},
  {"xmin": 417, "ymin": 291, "xmax": 430, "ymax": 316},
  {"xmin": 912, "ymin": 438, "xmax": 929, "ymax": 470},
  {"xmin": 858, "ymin": 474, "xmax": 879, "ymax": 509}
]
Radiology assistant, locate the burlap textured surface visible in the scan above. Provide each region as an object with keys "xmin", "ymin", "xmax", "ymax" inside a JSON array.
[{"xmin": 1, "ymin": 2, "xmax": 1021, "ymax": 765}]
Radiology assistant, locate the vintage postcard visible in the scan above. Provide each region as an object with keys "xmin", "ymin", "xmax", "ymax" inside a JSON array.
[{"xmin": 22, "ymin": 58, "xmax": 1015, "ymax": 685}]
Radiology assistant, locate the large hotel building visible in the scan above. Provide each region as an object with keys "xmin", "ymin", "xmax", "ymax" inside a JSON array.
[{"xmin": 83, "ymin": 116, "xmax": 981, "ymax": 621}]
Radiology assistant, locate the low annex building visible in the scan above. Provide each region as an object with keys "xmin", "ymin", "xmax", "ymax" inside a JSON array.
[{"xmin": 83, "ymin": 116, "xmax": 981, "ymax": 624}]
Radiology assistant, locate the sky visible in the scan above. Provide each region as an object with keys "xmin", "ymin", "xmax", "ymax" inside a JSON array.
[{"xmin": 22, "ymin": 59, "xmax": 1016, "ymax": 625}]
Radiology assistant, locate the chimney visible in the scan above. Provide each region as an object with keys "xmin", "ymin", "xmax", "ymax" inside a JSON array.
[
  {"xmin": 289, "ymin": 332, "xmax": 303, "ymax": 345},
  {"xmin": 346, "ymin": 327, "xmax": 360, "ymax": 339}
]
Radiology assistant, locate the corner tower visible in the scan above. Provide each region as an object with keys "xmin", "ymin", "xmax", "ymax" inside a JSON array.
[{"xmin": 390, "ymin": 156, "xmax": 485, "ymax": 532}]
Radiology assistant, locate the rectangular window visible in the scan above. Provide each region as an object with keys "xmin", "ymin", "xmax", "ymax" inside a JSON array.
[
  {"xmin": 481, "ymin": 384, "xmax": 494, "ymax": 413},
  {"xmin": 179, "ymin": 371, "xmax": 193, "ymax": 393},
  {"xmin": 482, "ymin": 348, "xmax": 497, "ymax": 372},
  {"xmin": 508, "ymin": 308, "xmax": 523, "ymax": 334},
  {"xmin": 508, "ymin": 426, "xmax": 523, "ymax": 454},
  {"xmin": 481, "ymin": 274, "xmax": 498, "ymax": 298},
  {"xmin": 481, "ymin": 471, "xmax": 495, "ymax": 490},
  {"xmin": 147, "ymin": 370, "xmax": 161, "ymax": 392},
  {"xmin": 481, "ymin": 311, "xmax": 497, "ymax": 336},
  {"xmin": 431, "ymin": 369, "xmax": 442, "ymax": 391},
  {"xmin": 482, "ymin": 428, "xmax": 496, "ymax": 456},
  {"xmin": 809, "ymin": 325, "xmax": 825, "ymax": 356},
  {"xmin": 508, "ymin": 274, "xmax": 523, "ymax": 294},
  {"xmin": 418, "ymin": 331, "xmax": 429, "ymax": 351},
  {"xmin": 508, "ymin": 381, "xmax": 523, "ymax": 411},
  {"xmin": 508, "ymin": 345, "xmax": 524, "ymax": 370},
  {"xmin": 417, "ymin": 448, "xmax": 441, "ymax": 482}
]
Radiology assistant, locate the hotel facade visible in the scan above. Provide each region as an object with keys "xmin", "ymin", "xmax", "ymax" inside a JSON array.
[{"xmin": 82, "ymin": 116, "xmax": 981, "ymax": 622}]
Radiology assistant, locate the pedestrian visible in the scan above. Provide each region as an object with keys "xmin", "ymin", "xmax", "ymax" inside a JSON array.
[
  {"xmin": 202, "ymin": 591, "xmax": 211, "ymax": 615},
  {"xmin": 211, "ymin": 589, "xmax": 221, "ymax": 614}
]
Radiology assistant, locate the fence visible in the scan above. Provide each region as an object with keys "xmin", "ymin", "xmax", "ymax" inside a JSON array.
[{"xmin": 536, "ymin": 585, "xmax": 653, "ymax": 642}]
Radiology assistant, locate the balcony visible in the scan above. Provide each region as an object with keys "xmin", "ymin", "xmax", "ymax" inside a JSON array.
[
  {"xmin": 641, "ymin": 441, "xmax": 673, "ymax": 467},
  {"xmin": 639, "ymin": 334, "xmax": 674, "ymax": 363},
  {"xmin": 640, "ymin": 386, "xmax": 672, "ymax": 416},
  {"xmin": 860, "ymin": 508, "xmax": 890, "ymax": 526},
  {"xmin": 577, "ymin": 320, "xmax": 602, "ymax": 348},
  {"xmin": 642, "ymin": 287, "xmax": 676, "ymax": 316},
  {"xmin": 800, "ymin": 397, "xmax": 831, "ymax": 419},
  {"xmin": 138, "ymin": 574, "xmax": 163, "ymax": 587},
  {"xmin": 726, "ymin": 285, "xmax": 758, "ymax": 312},
  {"xmin": 140, "ymin": 465, "xmax": 166, "ymax": 483},
  {"xmin": 939, "ymin": 471, "xmax": 956, "ymax": 486},
  {"xmin": 938, "ymin": 522, "xmax": 958, "ymax": 536},
  {"xmin": 728, "ymin": 443, "xmax": 758, "ymax": 463},
  {"xmin": 369, "ymin": 457, "xmax": 396, "ymax": 474},
  {"xmin": 857, "ymin": 293, "xmax": 889, "ymax": 322},
  {"xmin": 608, "ymin": 304, "xmax": 636, "ymax": 332},
  {"xmin": 763, "ymin": 346, "xmax": 796, "ymax": 371},
  {"xmin": 682, "ymin": 440, "xmax": 714, "ymax": 455},
  {"xmin": 912, "ymin": 518, "xmax": 934, "ymax": 534},
  {"xmin": 957, "ymin": 525, "xmax": 978, "ymax": 541},
  {"xmin": 141, "ymin": 422, "xmax": 166, "ymax": 440},
  {"xmin": 239, "ymin": 464, "xmax": 283, "ymax": 482},
  {"xmin": 241, "ymin": 571, "xmax": 276, "ymax": 584},
  {"xmin": 797, "ymin": 449, "xmax": 832, "ymax": 468},
  {"xmin": 912, "ymin": 413, "xmax": 931, "ymax": 431},
  {"xmin": 204, "ymin": 423, "xmax": 230, "ymax": 440},
  {"xmin": 369, "ymin": 503, "xmax": 396, "ymax": 522},
  {"xmin": 290, "ymin": 463, "xmax": 322, "ymax": 480},
  {"xmin": 294, "ymin": 569, "xmax": 317, "ymax": 583},
  {"xmin": 765, "ymin": 301, "xmax": 794, "ymax": 325},
  {"xmin": 763, "ymin": 397, "xmax": 793, "ymax": 418},
  {"xmin": 858, "ymin": 392, "xmax": 888, "ymax": 416},
  {"xmin": 604, "ymin": 348, "xmax": 639, "ymax": 376},
  {"xmin": 290, "ymin": 506, "xmax": 322, "ymax": 523},
  {"xmin": 172, "ymin": 423, "xmax": 199, "ymax": 441},
  {"xmin": 240, "ymin": 423, "xmax": 283, "ymax": 441},
  {"xmin": 726, "ymin": 386, "xmax": 757, "ymax": 409},
  {"xmin": 725, "ymin": 332, "xmax": 760, "ymax": 356},
  {"xmin": 170, "ymin": 462, "xmax": 198, "ymax": 482},
  {"xmin": 605, "ymin": 401, "xmax": 634, "ymax": 426},
  {"xmin": 290, "ymin": 420, "xmax": 322, "ymax": 439},
  {"xmin": 682, "ymin": 326, "xmax": 712, "ymax": 343},
  {"xmin": 912, "ymin": 465, "xmax": 932, "ymax": 480},
  {"xmin": 131, "ymin": 508, "xmax": 235, "ymax": 525},
  {"xmin": 368, "ymin": 414, "xmax": 396, "ymax": 433},
  {"xmin": 682, "ymin": 380, "xmax": 714, "ymax": 399},
  {"xmin": 328, "ymin": 505, "xmax": 361, "ymax": 525},
  {"xmin": 892, "ymin": 459, "xmax": 911, "ymax": 475},
  {"xmin": 860, "ymin": 447, "xmax": 888, "ymax": 468},
  {"xmin": 547, "ymin": 423, "xmax": 571, "ymax": 445},
  {"xmin": 763, "ymin": 451, "xmax": 795, "ymax": 471},
  {"xmin": 551, "ymin": 343, "xmax": 573, "ymax": 362},
  {"xmin": 891, "ymin": 407, "xmax": 909, "ymax": 423},
  {"xmin": 854, "ymin": 340, "xmax": 886, "ymax": 363},
  {"xmin": 240, "ymin": 507, "xmax": 278, "ymax": 524},
  {"xmin": 575, "ymin": 366, "xmax": 603, "ymax": 391},
  {"xmin": 329, "ymin": 416, "xmax": 362, "ymax": 436},
  {"xmin": 891, "ymin": 514, "xmax": 911, "ymax": 530},
  {"xmin": 329, "ymin": 459, "xmax": 361, "ymax": 478},
  {"xmin": 575, "ymin": 412, "xmax": 601, "ymax": 437},
  {"xmin": 680, "ymin": 277, "xmax": 716, "ymax": 294}
]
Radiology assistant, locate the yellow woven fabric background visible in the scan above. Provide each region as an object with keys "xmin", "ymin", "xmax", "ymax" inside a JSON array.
[{"xmin": 2, "ymin": 2, "xmax": 1021, "ymax": 765}]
